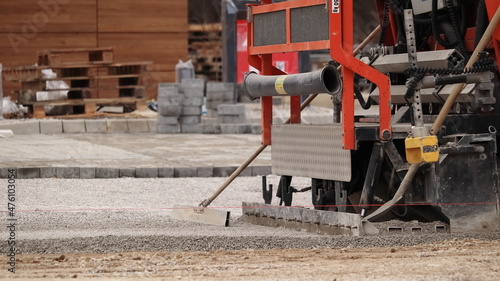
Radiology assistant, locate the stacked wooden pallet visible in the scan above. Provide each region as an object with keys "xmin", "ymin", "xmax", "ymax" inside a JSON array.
[
  {"xmin": 3, "ymin": 47, "xmax": 151, "ymax": 118},
  {"xmin": 188, "ymin": 23, "xmax": 222, "ymax": 81}
]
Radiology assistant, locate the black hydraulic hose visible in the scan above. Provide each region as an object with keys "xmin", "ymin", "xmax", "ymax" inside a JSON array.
[
  {"xmin": 474, "ymin": 0, "xmax": 489, "ymax": 48},
  {"xmin": 379, "ymin": 0, "xmax": 390, "ymax": 46},
  {"xmin": 446, "ymin": 0, "xmax": 470, "ymax": 61},
  {"xmin": 355, "ymin": 87, "xmax": 372, "ymax": 110},
  {"xmin": 432, "ymin": 0, "xmax": 458, "ymax": 48}
]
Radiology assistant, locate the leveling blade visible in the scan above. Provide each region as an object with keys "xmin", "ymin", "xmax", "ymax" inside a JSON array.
[{"xmin": 171, "ymin": 205, "xmax": 230, "ymax": 227}]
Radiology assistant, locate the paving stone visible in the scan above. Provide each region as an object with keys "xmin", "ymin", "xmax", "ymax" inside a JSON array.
[
  {"xmin": 127, "ymin": 119, "xmax": 150, "ymax": 133},
  {"xmin": 40, "ymin": 167, "xmax": 57, "ymax": 178},
  {"xmin": 136, "ymin": 168, "xmax": 159, "ymax": 178},
  {"xmin": 119, "ymin": 168, "xmax": 136, "ymax": 178},
  {"xmin": 179, "ymin": 116, "xmax": 201, "ymax": 125},
  {"xmin": 17, "ymin": 168, "xmax": 40, "ymax": 179},
  {"xmin": 80, "ymin": 167, "xmax": 96, "ymax": 179},
  {"xmin": 56, "ymin": 167, "xmax": 80, "ymax": 178},
  {"xmin": 218, "ymin": 115, "xmax": 246, "ymax": 124},
  {"xmin": 202, "ymin": 123, "xmax": 221, "ymax": 134},
  {"xmin": 0, "ymin": 121, "xmax": 40, "ymax": 134},
  {"xmin": 181, "ymin": 106, "xmax": 202, "ymax": 116},
  {"xmin": 251, "ymin": 124, "xmax": 262, "ymax": 134},
  {"xmin": 206, "ymin": 82, "xmax": 234, "ymax": 92},
  {"xmin": 251, "ymin": 166, "xmax": 272, "ymax": 176},
  {"xmin": 174, "ymin": 167, "xmax": 197, "ymax": 178},
  {"xmin": 158, "ymin": 94, "xmax": 183, "ymax": 105},
  {"xmin": 158, "ymin": 167, "xmax": 175, "ymax": 178},
  {"xmin": 213, "ymin": 166, "xmax": 238, "ymax": 177},
  {"xmin": 197, "ymin": 167, "xmax": 214, "ymax": 177},
  {"xmin": 157, "ymin": 115, "xmax": 179, "ymax": 125},
  {"xmin": 220, "ymin": 124, "xmax": 251, "ymax": 134},
  {"xmin": 106, "ymin": 119, "xmax": 128, "ymax": 133},
  {"xmin": 239, "ymin": 166, "xmax": 252, "ymax": 177},
  {"xmin": 184, "ymin": 88, "xmax": 204, "ymax": 98},
  {"xmin": 157, "ymin": 83, "xmax": 180, "ymax": 99},
  {"xmin": 182, "ymin": 97, "xmax": 204, "ymax": 107},
  {"xmin": 85, "ymin": 120, "xmax": 107, "ymax": 133},
  {"xmin": 181, "ymin": 78, "xmax": 205, "ymax": 89},
  {"xmin": 158, "ymin": 105, "xmax": 182, "ymax": 116},
  {"xmin": 62, "ymin": 120, "xmax": 86, "ymax": 133},
  {"xmin": 157, "ymin": 123, "xmax": 181, "ymax": 134},
  {"xmin": 181, "ymin": 124, "xmax": 203, "ymax": 134},
  {"xmin": 95, "ymin": 168, "xmax": 119, "ymax": 178},
  {"xmin": 218, "ymin": 104, "xmax": 245, "ymax": 115},
  {"xmin": 40, "ymin": 120, "xmax": 63, "ymax": 134},
  {"xmin": 147, "ymin": 119, "xmax": 157, "ymax": 132}
]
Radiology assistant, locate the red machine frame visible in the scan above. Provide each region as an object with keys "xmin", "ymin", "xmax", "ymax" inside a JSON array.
[{"xmin": 247, "ymin": 0, "xmax": 392, "ymax": 149}]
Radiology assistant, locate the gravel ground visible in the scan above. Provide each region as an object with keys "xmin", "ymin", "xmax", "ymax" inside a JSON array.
[{"xmin": 2, "ymin": 177, "xmax": 499, "ymax": 255}]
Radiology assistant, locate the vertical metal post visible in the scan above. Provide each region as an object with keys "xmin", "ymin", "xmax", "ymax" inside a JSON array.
[{"xmin": 404, "ymin": 9, "xmax": 426, "ymax": 136}]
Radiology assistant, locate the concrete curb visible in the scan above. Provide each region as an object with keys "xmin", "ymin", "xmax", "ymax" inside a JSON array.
[
  {"xmin": 0, "ymin": 166, "xmax": 272, "ymax": 179},
  {"xmin": 0, "ymin": 118, "xmax": 262, "ymax": 135}
]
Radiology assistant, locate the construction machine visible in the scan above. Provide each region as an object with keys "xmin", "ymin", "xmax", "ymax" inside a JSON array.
[{"xmin": 237, "ymin": 0, "xmax": 500, "ymax": 235}]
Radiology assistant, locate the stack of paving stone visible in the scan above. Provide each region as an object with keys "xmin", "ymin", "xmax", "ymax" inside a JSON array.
[
  {"xmin": 157, "ymin": 79, "xmax": 205, "ymax": 134},
  {"xmin": 205, "ymin": 82, "xmax": 234, "ymax": 117},
  {"xmin": 179, "ymin": 78, "xmax": 205, "ymax": 133},
  {"xmin": 217, "ymin": 104, "xmax": 254, "ymax": 134}
]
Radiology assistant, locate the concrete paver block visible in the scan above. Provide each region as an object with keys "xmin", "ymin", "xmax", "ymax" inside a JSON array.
[
  {"xmin": 62, "ymin": 120, "xmax": 86, "ymax": 133},
  {"xmin": 95, "ymin": 168, "xmax": 119, "ymax": 178},
  {"xmin": 40, "ymin": 167, "xmax": 57, "ymax": 178},
  {"xmin": 179, "ymin": 116, "xmax": 201, "ymax": 125},
  {"xmin": 147, "ymin": 119, "xmax": 157, "ymax": 132},
  {"xmin": 119, "ymin": 168, "xmax": 136, "ymax": 178},
  {"xmin": 85, "ymin": 120, "xmax": 107, "ymax": 133},
  {"xmin": 181, "ymin": 78, "xmax": 205, "ymax": 89},
  {"xmin": 202, "ymin": 123, "xmax": 221, "ymax": 134},
  {"xmin": 206, "ymin": 82, "xmax": 234, "ymax": 92},
  {"xmin": 127, "ymin": 119, "xmax": 150, "ymax": 133},
  {"xmin": 56, "ymin": 167, "xmax": 80, "ymax": 178},
  {"xmin": 157, "ymin": 124, "xmax": 181, "ymax": 134},
  {"xmin": 181, "ymin": 124, "xmax": 203, "ymax": 134},
  {"xmin": 182, "ymin": 97, "xmax": 204, "ymax": 107},
  {"xmin": 217, "ymin": 104, "xmax": 245, "ymax": 115},
  {"xmin": 251, "ymin": 124, "xmax": 262, "ymax": 134},
  {"xmin": 0, "ymin": 121, "xmax": 40, "ymax": 134},
  {"xmin": 174, "ymin": 167, "xmax": 197, "ymax": 178},
  {"xmin": 157, "ymin": 83, "xmax": 180, "ymax": 99},
  {"xmin": 80, "ymin": 167, "xmax": 96, "ymax": 179},
  {"xmin": 40, "ymin": 120, "xmax": 63, "ymax": 134},
  {"xmin": 251, "ymin": 166, "xmax": 272, "ymax": 176},
  {"xmin": 183, "ymin": 88, "xmax": 204, "ymax": 98},
  {"xmin": 136, "ymin": 168, "xmax": 159, "ymax": 178},
  {"xmin": 158, "ymin": 105, "xmax": 182, "ymax": 116},
  {"xmin": 159, "ymin": 167, "xmax": 174, "ymax": 178},
  {"xmin": 157, "ymin": 115, "xmax": 179, "ymax": 125},
  {"xmin": 106, "ymin": 119, "xmax": 128, "ymax": 133},
  {"xmin": 220, "ymin": 124, "xmax": 251, "ymax": 134},
  {"xmin": 17, "ymin": 168, "xmax": 40, "ymax": 179},
  {"xmin": 206, "ymin": 91, "xmax": 234, "ymax": 102},
  {"xmin": 239, "ymin": 166, "xmax": 252, "ymax": 177},
  {"xmin": 197, "ymin": 167, "xmax": 214, "ymax": 177},
  {"xmin": 181, "ymin": 106, "xmax": 202, "ymax": 116},
  {"xmin": 218, "ymin": 115, "xmax": 246, "ymax": 124},
  {"xmin": 0, "ymin": 168, "xmax": 12, "ymax": 178},
  {"xmin": 213, "ymin": 166, "xmax": 237, "ymax": 177},
  {"xmin": 158, "ymin": 94, "xmax": 183, "ymax": 105}
]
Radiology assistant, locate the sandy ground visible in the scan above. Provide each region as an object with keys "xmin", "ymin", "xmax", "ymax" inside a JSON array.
[{"xmin": 1, "ymin": 177, "xmax": 499, "ymax": 280}]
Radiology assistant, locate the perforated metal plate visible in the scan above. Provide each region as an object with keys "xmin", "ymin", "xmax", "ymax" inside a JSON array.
[{"xmin": 271, "ymin": 124, "xmax": 351, "ymax": 181}]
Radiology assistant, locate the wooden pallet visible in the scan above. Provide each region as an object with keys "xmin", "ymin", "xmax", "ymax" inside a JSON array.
[
  {"xmin": 27, "ymin": 97, "xmax": 144, "ymax": 118},
  {"xmin": 37, "ymin": 47, "xmax": 114, "ymax": 67}
]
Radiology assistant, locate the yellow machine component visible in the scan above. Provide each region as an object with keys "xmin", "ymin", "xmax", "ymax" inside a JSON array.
[{"xmin": 405, "ymin": 135, "xmax": 439, "ymax": 164}]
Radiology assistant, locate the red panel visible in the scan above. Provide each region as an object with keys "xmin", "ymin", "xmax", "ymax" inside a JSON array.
[
  {"xmin": 252, "ymin": 0, "xmax": 325, "ymax": 14},
  {"xmin": 237, "ymin": 20, "xmax": 299, "ymax": 83}
]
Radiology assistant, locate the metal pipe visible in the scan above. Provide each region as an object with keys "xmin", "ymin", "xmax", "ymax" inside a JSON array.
[{"xmin": 243, "ymin": 66, "xmax": 342, "ymax": 100}]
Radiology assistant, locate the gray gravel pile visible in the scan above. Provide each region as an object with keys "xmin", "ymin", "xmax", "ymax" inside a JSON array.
[{"xmin": 4, "ymin": 177, "xmax": 499, "ymax": 254}]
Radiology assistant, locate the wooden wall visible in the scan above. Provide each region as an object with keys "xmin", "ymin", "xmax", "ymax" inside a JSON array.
[{"xmin": 0, "ymin": 0, "xmax": 188, "ymax": 99}]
